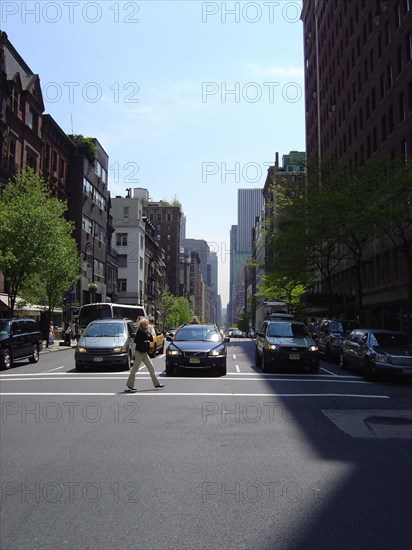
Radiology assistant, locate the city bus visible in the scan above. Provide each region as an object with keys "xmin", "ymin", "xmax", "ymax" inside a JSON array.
[{"xmin": 76, "ymin": 303, "xmax": 147, "ymax": 336}]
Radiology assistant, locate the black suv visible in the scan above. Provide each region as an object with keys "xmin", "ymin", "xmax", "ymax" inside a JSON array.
[
  {"xmin": 255, "ymin": 320, "xmax": 319, "ymax": 373},
  {"xmin": 0, "ymin": 318, "xmax": 43, "ymax": 369}
]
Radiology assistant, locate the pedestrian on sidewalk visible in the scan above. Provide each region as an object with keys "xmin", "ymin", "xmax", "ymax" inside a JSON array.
[
  {"xmin": 48, "ymin": 322, "xmax": 55, "ymax": 346},
  {"xmin": 126, "ymin": 317, "xmax": 164, "ymax": 391}
]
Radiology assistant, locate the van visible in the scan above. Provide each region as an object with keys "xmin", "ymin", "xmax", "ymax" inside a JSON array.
[{"xmin": 0, "ymin": 318, "xmax": 43, "ymax": 369}]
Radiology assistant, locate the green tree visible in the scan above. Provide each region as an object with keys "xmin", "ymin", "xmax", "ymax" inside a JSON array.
[
  {"xmin": 22, "ymin": 216, "xmax": 80, "ymax": 322},
  {"xmin": 159, "ymin": 291, "xmax": 192, "ymax": 328},
  {"xmin": 0, "ymin": 169, "xmax": 80, "ymax": 316}
]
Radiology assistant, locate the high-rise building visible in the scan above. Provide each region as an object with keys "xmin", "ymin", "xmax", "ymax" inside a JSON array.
[
  {"xmin": 301, "ymin": 0, "xmax": 412, "ymax": 328},
  {"xmin": 301, "ymin": 0, "xmax": 411, "ymax": 164},
  {"xmin": 143, "ymin": 203, "xmax": 182, "ymax": 296},
  {"xmin": 237, "ymin": 189, "xmax": 264, "ymax": 252}
]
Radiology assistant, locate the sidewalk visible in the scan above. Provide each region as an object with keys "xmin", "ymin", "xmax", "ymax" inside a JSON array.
[{"xmin": 40, "ymin": 339, "xmax": 76, "ymax": 354}]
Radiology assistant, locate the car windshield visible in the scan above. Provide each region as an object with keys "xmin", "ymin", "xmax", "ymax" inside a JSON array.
[
  {"xmin": 370, "ymin": 332, "xmax": 410, "ymax": 347},
  {"xmin": 83, "ymin": 323, "xmax": 125, "ymax": 338},
  {"xmin": 330, "ymin": 322, "xmax": 344, "ymax": 333},
  {"xmin": 267, "ymin": 322, "xmax": 310, "ymax": 338},
  {"xmin": 174, "ymin": 326, "xmax": 221, "ymax": 342}
]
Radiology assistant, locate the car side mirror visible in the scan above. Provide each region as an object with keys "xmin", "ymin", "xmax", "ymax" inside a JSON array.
[{"xmin": 166, "ymin": 335, "xmax": 173, "ymax": 341}]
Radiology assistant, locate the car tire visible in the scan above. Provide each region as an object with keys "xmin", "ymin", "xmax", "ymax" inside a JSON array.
[
  {"xmin": 218, "ymin": 364, "xmax": 227, "ymax": 376},
  {"xmin": 255, "ymin": 348, "xmax": 262, "ymax": 367},
  {"xmin": 1, "ymin": 349, "xmax": 12, "ymax": 370},
  {"xmin": 126, "ymin": 353, "xmax": 132, "ymax": 370},
  {"xmin": 261, "ymin": 353, "xmax": 268, "ymax": 373},
  {"xmin": 363, "ymin": 360, "xmax": 376, "ymax": 382},
  {"xmin": 166, "ymin": 364, "xmax": 174, "ymax": 376},
  {"xmin": 29, "ymin": 345, "xmax": 39, "ymax": 364},
  {"xmin": 75, "ymin": 363, "xmax": 86, "ymax": 372}
]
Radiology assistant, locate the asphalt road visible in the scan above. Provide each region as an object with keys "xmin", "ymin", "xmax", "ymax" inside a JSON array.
[{"xmin": 1, "ymin": 339, "xmax": 411, "ymax": 550}]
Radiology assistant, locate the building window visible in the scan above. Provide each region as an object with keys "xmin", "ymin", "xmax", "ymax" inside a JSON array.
[
  {"xmin": 397, "ymin": 46, "xmax": 403, "ymax": 75},
  {"xmin": 140, "ymin": 235, "xmax": 144, "ymax": 248},
  {"xmin": 83, "ymin": 178, "xmax": 94, "ymax": 199},
  {"xmin": 82, "ymin": 214, "xmax": 93, "ymax": 235},
  {"xmin": 44, "ymin": 143, "xmax": 50, "ymax": 171},
  {"xmin": 139, "ymin": 257, "xmax": 143, "ymax": 270},
  {"xmin": 156, "ymin": 234, "xmax": 161, "ymax": 241},
  {"xmin": 385, "ymin": 20, "xmax": 391, "ymax": 46},
  {"xmin": 399, "ymin": 92, "xmax": 406, "ymax": 120},
  {"xmin": 52, "ymin": 150, "xmax": 58, "ymax": 175},
  {"xmin": 388, "ymin": 105, "xmax": 394, "ymax": 133},
  {"xmin": 118, "ymin": 279, "xmax": 127, "ymax": 292},
  {"xmin": 118, "ymin": 254, "xmax": 127, "ymax": 268},
  {"xmin": 395, "ymin": 3, "xmax": 401, "ymax": 27},
  {"xmin": 386, "ymin": 63, "xmax": 393, "ymax": 89},
  {"xmin": 94, "ymin": 223, "xmax": 106, "ymax": 243},
  {"xmin": 406, "ymin": 33, "xmax": 412, "ymax": 62},
  {"xmin": 26, "ymin": 150, "xmax": 37, "ymax": 171},
  {"xmin": 381, "ymin": 115, "xmax": 387, "ymax": 141},
  {"xmin": 123, "ymin": 207, "xmax": 129, "ymax": 220},
  {"xmin": 116, "ymin": 233, "xmax": 128, "ymax": 246},
  {"xmin": 156, "ymin": 213, "xmax": 162, "ymax": 221}
]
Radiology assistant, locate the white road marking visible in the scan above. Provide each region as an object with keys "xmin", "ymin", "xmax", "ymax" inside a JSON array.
[
  {"xmin": 320, "ymin": 366, "xmax": 338, "ymax": 376},
  {"xmin": 0, "ymin": 392, "xmax": 390, "ymax": 398},
  {"xmin": 235, "ymin": 365, "xmax": 240, "ymax": 373},
  {"xmin": 43, "ymin": 366, "xmax": 65, "ymax": 373},
  {"xmin": 0, "ymin": 376, "xmax": 370, "ymax": 384},
  {"xmin": 232, "ymin": 354, "xmax": 236, "ymax": 359}
]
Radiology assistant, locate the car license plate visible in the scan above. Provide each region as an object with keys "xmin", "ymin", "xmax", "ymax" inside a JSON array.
[
  {"xmin": 189, "ymin": 357, "xmax": 200, "ymax": 364},
  {"xmin": 289, "ymin": 354, "xmax": 300, "ymax": 360},
  {"xmin": 93, "ymin": 357, "xmax": 103, "ymax": 362},
  {"xmin": 402, "ymin": 368, "xmax": 412, "ymax": 375}
]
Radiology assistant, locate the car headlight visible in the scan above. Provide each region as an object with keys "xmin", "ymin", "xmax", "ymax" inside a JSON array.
[
  {"xmin": 167, "ymin": 349, "xmax": 182, "ymax": 356},
  {"xmin": 208, "ymin": 346, "xmax": 225, "ymax": 357},
  {"xmin": 309, "ymin": 345, "xmax": 319, "ymax": 352},
  {"xmin": 113, "ymin": 346, "xmax": 127, "ymax": 353},
  {"xmin": 76, "ymin": 346, "xmax": 87, "ymax": 353},
  {"xmin": 266, "ymin": 344, "xmax": 280, "ymax": 351},
  {"xmin": 370, "ymin": 353, "xmax": 388, "ymax": 363}
]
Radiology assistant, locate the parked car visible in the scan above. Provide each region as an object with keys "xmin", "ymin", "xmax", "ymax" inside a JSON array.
[
  {"xmin": 340, "ymin": 328, "xmax": 412, "ymax": 381},
  {"xmin": 148, "ymin": 324, "xmax": 165, "ymax": 357},
  {"xmin": 74, "ymin": 318, "xmax": 136, "ymax": 371},
  {"xmin": 165, "ymin": 323, "xmax": 228, "ymax": 376},
  {"xmin": 230, "ymin": 329, "xmax": 244, "ymax": 338},
  {"xmin": 317, "ymin": 319, "xmax": 360, "ymax": 360},
  {"xmin": 255, "ymin": 319, "xmax": 319, "ymax": 373},
  {"xmin": 165, "ymin": 328, "xmax": 178, "ymax": 340},
  {"xmin": 0, "ymin": 318, "xmax": 42, "ymax": 370}
]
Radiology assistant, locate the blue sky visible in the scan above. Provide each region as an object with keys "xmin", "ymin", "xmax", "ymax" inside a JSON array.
[{"xmin": 2, "ymin": 0, "xmax": 304, "ymax": 306}]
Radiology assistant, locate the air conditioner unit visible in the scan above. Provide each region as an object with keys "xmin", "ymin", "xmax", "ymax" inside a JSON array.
[{"xmin": 52, "ymin": 171, "xmax": 57, "ymax": 177}]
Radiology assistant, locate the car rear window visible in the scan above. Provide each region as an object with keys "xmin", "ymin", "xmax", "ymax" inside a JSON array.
[{"xmin": 371, "ymin": 332, "xmax": 409, "ymax": 347}]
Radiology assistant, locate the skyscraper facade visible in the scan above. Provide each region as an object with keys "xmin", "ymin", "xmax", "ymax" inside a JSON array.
[
  {"xmin": 301, "ymin": 0, "xmax": 411, "ymax": 164},
  {"xmin": 237, "ymin": 189, "xmax": 265, "ymax": 253}
]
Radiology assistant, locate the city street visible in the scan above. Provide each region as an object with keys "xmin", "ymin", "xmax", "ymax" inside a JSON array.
[{"xmin": 1, "ymin": 339, "xmax": 411, "ymax": 550}]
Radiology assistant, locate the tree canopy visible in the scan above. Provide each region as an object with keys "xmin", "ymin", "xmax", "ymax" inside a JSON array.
[{"xmin": 0, "ymin": 169, "xmax": 80, "ymax": 316}]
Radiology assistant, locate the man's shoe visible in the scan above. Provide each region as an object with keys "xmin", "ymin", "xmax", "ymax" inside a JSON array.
[
  {"xmin": 127, "ymin": 386, "xmax": 137, "ymax": 391},
  {"xmin": 155, "ymin": 384, "xmax": 165, "ymax": 388}
]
